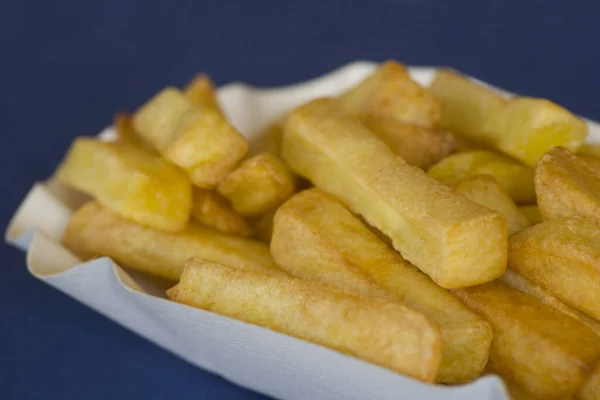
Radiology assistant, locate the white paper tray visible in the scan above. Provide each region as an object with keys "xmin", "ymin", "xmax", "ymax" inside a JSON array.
[{"xmin": 8, "ymin": 61, "xmax": 598, "ymax": 400}]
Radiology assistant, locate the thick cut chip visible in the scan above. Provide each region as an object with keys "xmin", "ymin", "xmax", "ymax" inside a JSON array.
[
  {"xmin": 509, "ymin": 217, "xmax": 600, "ymax": 321},
  {"xmin": 282, "ymin": 98, "xmax": 507, "ymax": 288},
  {"xmin": 217, "ymin": 152, "xmax": 296, "ymax": 216},
  {"xmin": 501, "ymin": 269, "xmax": 600, "ymax": 337},
  {"xmin": 55, "ymin": 138, "xmax": 192, "ymax": 232},
  {"xmin": 271, "ymin": 189, "xmax": 492, "ymax": 383},
  {"xmin": 114, "ymin": 113, "xmax": 157, "ymax": 154},
  {"xmin": 579, "ymin": 143, "xmax": 600, "ymax": 158},
  {"xmin": 165, "ymin": 107, "xmax": 249, "ymax": 188},
  {"xmin": 132, "ymin": 87, "xmax": 197, "ymax": 152},
  {"xmin": 518, "ymin": 205, "xmax": 542, "ymax": 225},
  {"xmin": 168, "ymin": 259, "xmax": 442, "ymax": 382},
  {"xmin": 361, "ymin": 116, "xmax": 456, "ymax": 169},
  {"xmin": 454, "ymin": 281, "xmax": 600, "ymax": 400},
  {"xmin": 580, "ymin": 153, "xmax": 600, "ymax": 173},
  {"xmin": 338, "ymin": 60, "xmax": 441, "ymax": 128},
  {"xmin": 453, "ymin": 175, "xmax": 530, "ymax": 236},
  {"xmin": 183, "ymin": 73, "xmax": 224, "ymax": 115},
  {"xmin": 428, "ymin": 150, "xmax": 536, "ymax": 204},
  {"xmin": 579, "ymin": 363, "xmax": 600, "ymax": 400},
  {"xmin": 191, "ymin": 189, "xmax": 253, "ymax": 237},
  {"xmin": 64, "ymin": 202, "xmax": 281, "ymax": 281},
  {"xmin": 254, "ymin": 209, "xmax": 276, "ymax": 243},
  {"xmin": 535, "ymin": 147, "xmax": 600, "ymax": 220},
  {"xmin": 430, "ymin": 69, "xmax": 587, "ymax": 167}
]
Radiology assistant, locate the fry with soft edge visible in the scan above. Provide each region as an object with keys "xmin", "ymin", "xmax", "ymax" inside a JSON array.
[
  {"xmin": 430, "ymin": 69, "xmax": 587, "ymax": 167},
  {"xmin": 114, "ymin": 113, "xmax": 158, "ymax": 154},
  {"xmin": 453, "ymin": 281, "xmax": 600, "ymax": 400},
  {"xmin": 271, "ymin": 188, "xmax": 492, "ymax": 383},
  {"xmin": 168, "ymin": 258, "xmax": 442, "ymax": 382},
  {"xmin": 183, "ymin": 73, "xmax": 224, "ymax": 115},
  {"xmin": 55, "ymin": 138, "xmax": 192, "ymax": 232},
  {"xmin": 535, "ymin": 146, "xmax": 600, "ymax": 220},
  {"xmin": 428, "ymin": 150, "xmax": 536, "ymax": 204},
  {"xmin": 64, "ymin": 202, "xmax": 280, "ymax": 281},
  {"xmin": 453, "ymin": 175, "xmax": 530, "ymax": 237},
  {"xmin": 191, "ymin": 189, "xmax": 253, "ymax": 237},
  {"xmin": 282, "ymin": 98, "xmax": 507, "ymax": 288},
  {"xmin": 217, "ymin": 152, "xmax": 296, "ymax": 216},
  {"xmin": 509, "ymin": 217, "xmax": 600, "ymax": 321},
  {"xmin": 338, "ymin": 60, "xmax": 441, "ymax": 128}
]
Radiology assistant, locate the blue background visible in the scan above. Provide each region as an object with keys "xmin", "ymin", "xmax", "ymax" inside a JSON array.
[{"xmin": 2, "ymin": 0, "xmax": 600, "ymax": 399}]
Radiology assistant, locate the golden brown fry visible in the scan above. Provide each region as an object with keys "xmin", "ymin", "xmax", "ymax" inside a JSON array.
[
  {"xmin": 509, "ymin": 217, "xmax": 600, "ymax": 321},
  {"xmin": 183, "ymin": 73, "xmax": 224, "ymax": 115},
  {"xmin": 262, "ymin": 119, "xmax": 285, "ymax": 156},
  {"xmin": 191, "ymin": 189, "xmax": 253, "ymax": 237},
  {"xmin": 165, "ymin": 107, "xmax": 249, "ymax": 188},
  {"xmin": 501, "ymin": 269, "xmax": 600, "ymax": 337},
  {"xmin": 518, "ymin": 205, "xmax": 542, "ymax": 225},
  {"xmin": 453, "ymin": 175, "xmax": 530, "ymax": 236},
  {"xmin": 579, "ymin": 363, "xmax": 600, "ymax": 400},
  {"xmin": 361, "ymin": 116, "xmax": 456, "ymax": 169},
  {"xmin": 430, "ymin": 69, "xmax": 587, "ymax": 167},
  {"xmin": 114, "ymin": 113, "xmax": 158, "ymax": 154},
  {"xmin": 55, "ymin": 138, "xmax": 192, "ymax": 232},
  {"xmin": 484, "ymin": 367, "xmax": 541, "ymax": 400},
  {"xmin": 338, "ymin": 60, "xmax": 441, "ymax": 128},
  {"xmin": 271, "ymin": 189, "xmax": 492, "ymax": 383},
  {"xmin": 453, "ymin": 281, "xmax": 600, "ymax": 400},
  {"xmin": 217, "ymin": 152, "xmax": 296, "ymax": 216},
  {"xmin": 535, "ymin": 147, "xmax": 600, "ymax": 220},
  {"xmin": 428, "ymin": 150, "xmax": 536, "ymax": 204},
  {"xmin": 254, "ymin": 209, "xmax": 275, "ymax": 243},
  {"xmin": 168, "ymin": 258, "xmax": 442, "ymax": 382},
  {"xmin": 580, "ymin": 153, "xmax": 600, "ymax": 173},
  {"xmin": 282, "ymin": 98, "xmax": 507, "ymax": 288},
  {"xmin": 64, "ymin": 202, "xmax": 281, "ymax": 281},
  {"xmin": 579, "ymin": 143, "xmax": 600, "ymax": 158}
]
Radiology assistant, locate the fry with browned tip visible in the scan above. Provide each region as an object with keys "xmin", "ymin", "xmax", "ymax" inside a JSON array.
[
  {"xmin": 271, "ymin": 188, "xmax": 492, "ymax": 383},
  {"xmin": 190, "ymin": 189, "xmax": 253, "ymax": 237},
  {"xmin": 282, "ymin": 98, "xmax": 507, "ymax": 288},
  {"xmin": 63, "ymin": 202, "xmax": 281, "ymax": 281},
  {"xmin": 453, "ymin": 281, "xmax": 600, "ymax": 400},
  {"xmin": 183, "ymin": 73, "xmax": 224, "ymax": 115},
  {"xmin": 168, "ymin": 258, "xmax": 442, "ymax": 382}
]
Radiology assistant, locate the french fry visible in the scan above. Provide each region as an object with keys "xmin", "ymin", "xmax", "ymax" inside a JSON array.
[
  {"xmin": 579, "ymin": 143, "xmax": 600, "ymax": 158},
  {"xmin": 430, "ymin": 69, "xmax": 588, "ymax": 167},
  {"xmin": 453, "ymin": 281, "xmax": 600, "ymax": 400},
  {"xmin": 484, "ymin": 367, "xmax": 545, "ymax": 400},
  {"xmin": 518, "ymin": 205, "xmax": 542, "ymax": 225},
  {"xmin": 579, "ymin": 363, "xmax": 600, "ymax": 400},
  {"xmin": 501, "ymin": 269, "xmax": 600, "ymax": 337},
  {"xmin": 63, "ymin": 202, "xmax": 281, "ymax": 281},
  {"xmin": 217, "ymin": 152, "xmax": 296, "ymax": 216},
  {"xmin": 271, "ymin": 189, "xmax": 493, "ymax": 383},
  {"xmin": 133, "ymin": 87, "xmax": 248, "ymax": 188},
  {"xmin": 191, "ymin": 189, "xmax": 253, "ymax": 237},
  {"xmin": 535, "ymin": 147, "xmax": 600, "ymax": 220},
  {"xmin": 338, "ymin": 60, "xmax": 441, "ymax": 128},
  {"xmin": 427, "ymin": 150, "xmax": 536, "ymax": 204},
  {"xmin": 282, "ymin": 98, "xmax": 507, "ymax": 288},
  {"xmin": 114, "ymin": 113, "xmax": 157, "ymax": 154},
  {"xmin": 453, "ymin": 175, "xmax": 530, "ymax": 236},
  {"xmin": 361, "ymin": 116, "xmax": 456, "ymax": 169},
  {"xmin": 580, "ymin": 153, "xmax": 600, "ymax": 173},
  {"xmin": 167, "ymin": 258, "xmax": 443, "ymax": 382},
  {"xmin": 55, "ymin": 138, "xmax": 192, "ymax": 232},
  {"xmin": 183, "ymin": 73, "xmax": 224, "ymax": 115},
  {"xmin": 254, "ymin": 209, "xmax": 275, "ymax": 243},
  {"xmin": 509, "ymin": 217, "xmax": 600, "ymax": 321}
]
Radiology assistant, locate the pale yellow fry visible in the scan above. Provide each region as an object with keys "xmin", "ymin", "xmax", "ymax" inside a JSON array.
[
  {"xmin": 114, "ymin": 113, "xmax": 158, "ymax": 154},
  {"xmin": 191, "ymin": 189, "xmax": 253, "ymax": 237},
  {"xmin": 453, "ymin": 175, "xmax": 530, "ymax": 237},
  {"xmin": 453, "ymin": 281, "xmax": 600, "ymax": 400},
  {"xmin": 361, "ymin": 116, "xmax": 456, "ymax": 169},
  {"xmin": 168, "ymin": 258, "xmax": 442, "ymax": 382},
  {"xmin": 338, "ymin": 60, "xmax": 441, "ymax": 128},
  {"xmin": 183, "ymin": 73, "xmax": 224, "ymax": 115},
  {"xmin": 430, "ymin": 69, "xmax": 587, "ymax": 167},
  {"xmin": 271, "ymin": 188, "xmax": 492, "ymax": 384},
  {"xmin": 55, "ymin": 138, "xmax": 192, "ymax": 232},
  {"xmin": 535, "ymin": 147, "xmax": 600, "ymax": 220},
  {"xmin": 509, "ymin": 217, "xmax": 600, "ymax": 322},
  {"xmin": 217, "ymin": 152, "xmax": 296, "ymax": 216},
  {"xmin": 64, "ymin": 202, "xmax": 280, "ymax": 281},
  {"xmin": 282, "ymin": 98, "xmax": 507, "ymax": 288},
  {"xmin": 428, "ymin": 150, "xmax": 536, "ymax": 204}
]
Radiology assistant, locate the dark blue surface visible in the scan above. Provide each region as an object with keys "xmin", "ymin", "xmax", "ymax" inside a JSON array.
[{"xmin": 2, "ymin": 1, "xmax": 600, "ymax": 399}]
